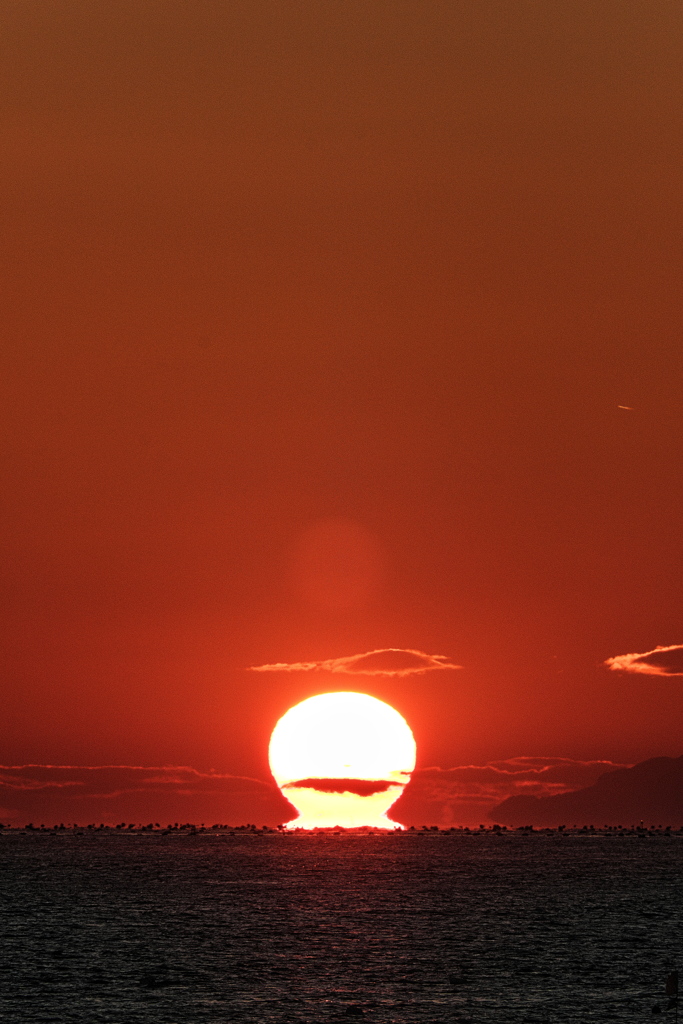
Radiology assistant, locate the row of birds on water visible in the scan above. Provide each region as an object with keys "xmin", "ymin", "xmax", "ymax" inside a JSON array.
[{"xmin": 4, "ymin": 822, "xmax": 683, "ymax": 834}]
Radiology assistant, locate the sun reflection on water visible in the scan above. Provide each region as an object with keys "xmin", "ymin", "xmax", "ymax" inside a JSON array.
[{"xmin": 280, "ymin": 784, "xmax": 407, "ymax": 830}]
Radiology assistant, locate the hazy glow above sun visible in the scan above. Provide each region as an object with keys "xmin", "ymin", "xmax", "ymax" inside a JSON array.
[{"xmin": 269, "ymin": 691, "xmax": 416, "ymax": 829}]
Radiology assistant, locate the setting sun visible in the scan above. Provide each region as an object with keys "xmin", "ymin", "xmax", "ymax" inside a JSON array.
[{"xmin": 269, "ymin": 692, "xmax": 416, "ymax": 829}]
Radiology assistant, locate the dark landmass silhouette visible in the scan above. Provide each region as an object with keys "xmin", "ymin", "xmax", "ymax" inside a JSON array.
[
  {"xmin": 490, "ymin": 755, "xmax": 683, "ymax": 826},
  {"xmin": 284, "ymin": 778, "xmax": 395, "ymax": 796}
]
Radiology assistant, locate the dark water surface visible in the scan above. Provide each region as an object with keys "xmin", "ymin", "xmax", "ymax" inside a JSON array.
[{"xmin": 1, "ymin": 829, "xmax": 681, "ymax": 1023}]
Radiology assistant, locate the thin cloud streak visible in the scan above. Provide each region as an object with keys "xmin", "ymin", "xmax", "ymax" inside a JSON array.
[
  {"xmin": 605, "ymin": 644, "xmax": 683, "ymax": 676},
  {"xmin": 249, "ymin": 648, "xmax": 460, "ymax": 677}
]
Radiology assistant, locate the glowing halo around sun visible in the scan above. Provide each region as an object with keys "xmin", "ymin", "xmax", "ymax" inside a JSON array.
[{"xmin": 269, "ymin": 691, "xmax": 416, "ymax": 829}]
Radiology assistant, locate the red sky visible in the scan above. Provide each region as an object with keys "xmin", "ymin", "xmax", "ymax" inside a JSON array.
[{"xmin": 1, "ymin": 2, "xmax": 682, "ymax": 824}]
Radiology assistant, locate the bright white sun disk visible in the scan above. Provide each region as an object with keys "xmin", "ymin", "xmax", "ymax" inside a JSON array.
[{"xmin": 269, "ymin": 691, "xmax": 416, "ymax": 829}]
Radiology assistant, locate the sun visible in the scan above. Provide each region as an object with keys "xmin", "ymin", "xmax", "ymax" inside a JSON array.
[{"xmin": 269, "ymin": 691, "xmax": 416, "ymax": 829}]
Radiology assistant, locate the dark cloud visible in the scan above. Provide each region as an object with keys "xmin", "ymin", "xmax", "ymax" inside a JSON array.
[
  {"xmin": 605, "ymin": 644, "xmax": 683, "ymax": 676},
  {"xmin": 249, "ymin": 648, "xmax": 460, "ymax": 677},
  {"xmin": 284, "ymin": 778, "xmax": 395, "ymax": 796},
  {"xmin": 391, "ymin": 757, "xmax": 630, "ymax": 827},
  {"xmin": 0, "ymin": 766, "xmax": 294, "ymax": 827},
  {"xmin": 490, "ymin": 756, "xmax": 683, "ymax": 827}
]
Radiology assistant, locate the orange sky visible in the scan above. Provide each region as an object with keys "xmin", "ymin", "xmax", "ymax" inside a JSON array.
[{"xmin": 1, "ymin": 2, "xmax": 682, "ymax": 823}]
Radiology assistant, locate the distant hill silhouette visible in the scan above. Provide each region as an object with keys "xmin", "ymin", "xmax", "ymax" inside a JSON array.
[{"xmin": 490, "ymin": 756, "xmax": 683, "ymax": 827}]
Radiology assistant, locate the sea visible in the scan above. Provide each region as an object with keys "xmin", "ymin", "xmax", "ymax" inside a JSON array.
[{"xmin": 0, "ymin": 827, "xmax": 681, "ymax": 1023}]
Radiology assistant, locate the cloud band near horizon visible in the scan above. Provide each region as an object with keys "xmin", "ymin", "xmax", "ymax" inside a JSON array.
[{"xmin": 0, "ymin": 758, "xmax": 629, "ymax": 827}]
